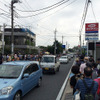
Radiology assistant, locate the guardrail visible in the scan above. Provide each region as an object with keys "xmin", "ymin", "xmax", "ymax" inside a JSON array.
[{"xmin": 56, "ymin": 59, "xmax": 75, "ymax": 100}]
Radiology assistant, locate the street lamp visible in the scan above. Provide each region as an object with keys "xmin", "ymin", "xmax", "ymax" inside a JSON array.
[{"xmin": 11, "ymin": 0, "xmax": 19, "ymax": 55}]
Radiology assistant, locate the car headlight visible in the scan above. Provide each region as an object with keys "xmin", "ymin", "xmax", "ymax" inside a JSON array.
[{"xmin": 0, "ymin": 86, "xmax": 13, "ymax": 95}]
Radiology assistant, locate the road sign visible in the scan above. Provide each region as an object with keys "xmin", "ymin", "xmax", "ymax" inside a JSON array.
[
  {"xmin": 85, "ymin": 23, "xmax": 99, "ymax": 41},
  {"xmin": 62, "ymin": 45, "xmax": 65, "ymax": 49},
  {"xmin": 85, "ymin": 23, "xmax": 99, "ymax": 33}
]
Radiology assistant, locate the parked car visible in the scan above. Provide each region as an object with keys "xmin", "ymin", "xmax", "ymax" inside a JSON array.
[
  {"xmin": 0, "ymin": 61, "xmax": 42, "ymax": 100},
  {"xmin": 59, "ymin": 56, "xmax": 69, "ymax": 64},
  {"xmin": 40, "ymin": 55, "xmax": 60, "ymax": 74}
]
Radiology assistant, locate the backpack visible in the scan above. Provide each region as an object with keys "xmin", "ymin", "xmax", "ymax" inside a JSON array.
[
  {"xmin": 83, "ymin": 80, "xmax": 94, "ymax": 100},
  {"xmin": 96, "ymin": 78, "xmax": 100, "ymax": 96},
  {"xmin": 75, "ymin": 74, "xmax": 84, "ymax": 82}
]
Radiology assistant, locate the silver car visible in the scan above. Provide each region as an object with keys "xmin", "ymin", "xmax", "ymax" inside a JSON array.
[{"xmin": 59, "ymin": 56, "xmax": 69, "ymax": 64}]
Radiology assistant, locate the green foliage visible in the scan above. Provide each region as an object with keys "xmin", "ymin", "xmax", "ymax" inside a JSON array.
[
  {"xmin": 47, "ymin": 45, "xmax": 54, "ymax": 54},
  {"xmin": 25, "ymin": 40, "xmax": 35, "ymax": 46},
  {"xmin": 4, "ymin": 47, "xmax": 11, "ymax": 54},
  {"xmin": 25, "ymin": 40, "xmax": 30, "ymax": 45},
  {"xmin": 47, "ymin": 40, "xmax": 63, "ymax": 54},
  {"xmin": 5, "ymin": 37, "xmax": 10, "ymax": 45},
  {"xmin": 68, "ymin": 48, "xmax": 74, "ymax": 52},
  {"xmin": 31, "ymin": 49, "xmax": 38, "ymax": 54}
]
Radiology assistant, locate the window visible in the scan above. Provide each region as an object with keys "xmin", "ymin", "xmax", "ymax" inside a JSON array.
[
  {"xmin": 42, "ymin": 57, "xmax": 54, "ymax": 63},
  {"xmin": 0, "ymin": 65, "xmax": 23, "ymax": 78},
  {"xmin": 24, "ymin": 65, "xmax": 31, "ymax": 74},
  {"xmin": 24, "ymin": 63, "xmax": 39, "ymax": 75},
  {"xmin": 30, "ymin": 64, "xmax": 39, "ymax": 73}
]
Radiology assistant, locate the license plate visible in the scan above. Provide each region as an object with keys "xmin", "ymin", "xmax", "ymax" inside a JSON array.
[{"xmin": 45, "ymin": 68, "xmax": 49, "ymax": 70}]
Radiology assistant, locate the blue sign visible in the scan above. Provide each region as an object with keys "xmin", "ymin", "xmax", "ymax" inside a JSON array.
[{"xmin": 62, "ymin": 45, "xmax": 66, "ymax": 49}]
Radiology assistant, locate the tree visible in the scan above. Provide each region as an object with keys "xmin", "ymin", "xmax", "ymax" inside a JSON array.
[
  {"xmin": 47, "ymin": 45, "xmax": 54, "ymax": 54},
  {"xmin": 47, "ymin": 40, "xmax": 63, "ymax": 54}
]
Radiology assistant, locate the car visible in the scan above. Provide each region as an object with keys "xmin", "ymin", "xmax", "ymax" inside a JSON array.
[
  {"xmin": 67, "ymin": 54, "xmax": 71, "ymax": 60},
  {"xmin": 0, "ymin": 61, "xmax": 42, "ymax": 100},
  {"xmin": 59, "ymin": 56, "xmax": 69, "ymax": 64},
  {"xmin": 40, "ymin": 55, "xmax": 60, "ymax": 74},
  {"xmin": 70, "ymin": 53, "xmax": 74, "ymax": 58}
]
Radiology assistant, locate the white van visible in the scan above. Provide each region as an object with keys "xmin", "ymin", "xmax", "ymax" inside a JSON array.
[{"xmin": 40, "ymin": 55, "xmax": 60, "ymax": 74}]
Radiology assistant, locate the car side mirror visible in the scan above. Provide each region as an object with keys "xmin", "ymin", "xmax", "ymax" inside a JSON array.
[{"xmin": 23, "ymin": 73, "xmax": 29, "ymax": 78}]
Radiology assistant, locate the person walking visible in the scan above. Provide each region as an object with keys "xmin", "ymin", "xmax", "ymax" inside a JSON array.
[
  {"xmin": 75, "ymin": 67, "xmax": 98, "ymax": 100},
  {"xmin": 79, "ymin": 57, "xmax": 89, "ymax": 74},
  {"xmin": 70, "ymin": 65, "xmax": 83, "ymax": 94},
  {"xmin": 92, "ymin": 63, "xmax": 98, "ymax": 80}
]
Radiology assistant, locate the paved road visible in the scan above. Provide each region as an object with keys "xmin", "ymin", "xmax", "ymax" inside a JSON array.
[{"xmin": 23, "ymin": 58, "xmax": 74, "ymax": 100}]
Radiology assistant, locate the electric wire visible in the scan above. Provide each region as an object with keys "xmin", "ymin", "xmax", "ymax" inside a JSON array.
[
  {"xmin": 19, "ymin": 0, "xmax": 77, "ymax": 25},
  {"xmin": 14, "ymin": 0, "xmax": 39, "ymax": 27},
  {"xmin": 0, "ymin": 7, "xmax": 10, "ymax": 14},
  {"xmin": 16, "ymin": 0, "xmax": 69, "ymax": 12},
  {"xmin": 90, "ymin": 2, "xmax": 97, "ymax": 22},
  {"xmin": 17, "ymin": 0, "xmax": 70, "ymax": 18},
  {"xmin": 79, "ymin": 0, "xmax": 91, "ymax": 47},
  {"xmin": 79, "ymin": 0, "xmax": 89, "ymax": 34}
]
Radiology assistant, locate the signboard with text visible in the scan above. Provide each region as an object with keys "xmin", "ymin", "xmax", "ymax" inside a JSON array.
[
  {"xmin": 85, "ymin": 23, "xmax": 99, "ymax": 40},
  {"xmin": 62, "ymin": 45, "xmax": 66, "ymax": 49}
]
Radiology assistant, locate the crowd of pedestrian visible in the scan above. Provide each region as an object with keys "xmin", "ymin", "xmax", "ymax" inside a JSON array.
[
  {"xmin": 69, "ymin": 54, "xmax": 100, "ymax": 100},
  {"xmin": 0, "ymin": 53, "xmax": 42, "ymax": 64}
]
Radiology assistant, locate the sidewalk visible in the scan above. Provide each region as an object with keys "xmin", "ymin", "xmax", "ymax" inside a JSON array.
[{"xmin": 61, "ymin": 80, "xmax": 73, "ymax": 100}]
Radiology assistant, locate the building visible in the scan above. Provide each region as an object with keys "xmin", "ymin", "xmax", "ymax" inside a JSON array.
[
  {"xmin": 4, "ymin": 28, "xmax": 36, "ymax": 54},
  {"xmin": 88, "ymin": 41, "xmax": 100, "ymax": 61}
]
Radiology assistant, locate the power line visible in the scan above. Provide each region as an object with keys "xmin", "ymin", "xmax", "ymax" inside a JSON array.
[
  {"xmin": 17, "ymin": 0, "xmax": 70, "ymax": 18},
  {"xmin": 0, "ymin": 7, "xmax": 10, "ymax": 14},
  {"xmin": 16, "ymin": 0, "xmax": 68, "ymax": 12},
  {"xmin": 79, "ymin": 0, "xmax": 91, "ymax": 53},
  {"xmin": 90, "ymin": 2, "xmax": 97, "ymax": 22},
  {"xmin": 20, "ymin": 0, "xmax": 77, "ymax": 25}
]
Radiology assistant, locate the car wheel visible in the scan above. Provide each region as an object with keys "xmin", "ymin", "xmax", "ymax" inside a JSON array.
[
  {"xmin": 14, "ymin": 91, "xmax": 22, "ymax": 100},
  {"xmin": 37, "ymin": 78, "xmax": 42, "ymax": 87}
]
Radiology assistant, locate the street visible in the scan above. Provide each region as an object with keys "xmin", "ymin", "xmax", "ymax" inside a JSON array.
[{"xmin": 22, "ymin": 58, "xmax": 74, "ymax": 100}]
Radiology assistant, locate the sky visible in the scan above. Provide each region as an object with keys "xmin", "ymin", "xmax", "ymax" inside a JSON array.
[{"xmin": 0, "ymin": 0, "xmax": 100, "ymax": 48}]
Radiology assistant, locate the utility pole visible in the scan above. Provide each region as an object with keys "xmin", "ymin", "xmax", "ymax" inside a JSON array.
[
  {"xmin": 79, "ymin": 0, "xmax": 91, "ymax": 55},
  {"xmin": 62, "ymin": 35, "xmax": 64, "ymax": 45},
  {"xmin": 11, "ymin": 0, "xmax": 19, "ymax": 55},
  {"xmin": 2, "ymin": 24, "xmax": 6, "ymax": 55},
  {"xmin": 54, "ymin": 29, "xmax": 57, "ymax": 55},
  {"xmin": 66, "ymin": 41, "xmax": 67, "ymax": 50},
  {"xmin": 79, "ymin": 33, "xmax": 81, "ymax": 54}
]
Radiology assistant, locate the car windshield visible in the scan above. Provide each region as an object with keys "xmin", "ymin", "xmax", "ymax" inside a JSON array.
[
  {"xmin": 0, "ymin": 65, "xmax": 23, "ymax": 78},
  {"xmin": 61, "ymin": 57, "xmax": 67, "ymax": 59},
  {"xmin": 42, "ymin": 57, "xmax": 54, "ymax": 63}
]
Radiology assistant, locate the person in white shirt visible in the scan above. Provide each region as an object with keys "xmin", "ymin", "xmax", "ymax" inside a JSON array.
[{"xmin": 80, "ymin": 57, "xmax": 89, "ymax": 74}]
